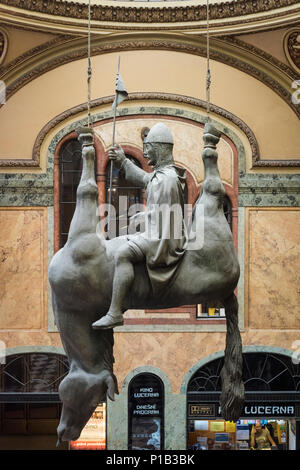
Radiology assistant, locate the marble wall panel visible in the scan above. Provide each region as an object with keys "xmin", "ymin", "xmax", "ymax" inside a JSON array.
[
  {"xmin": 0, "ymin": 208, "xmax": 46, "ymax": 329},
  {"xmin": 246, "ymin": 208, "xmax": 300, "ymax": 329}
]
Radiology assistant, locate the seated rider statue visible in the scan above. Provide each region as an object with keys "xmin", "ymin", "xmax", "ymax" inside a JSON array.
[{"xmin": 92, "ymin": 122, "xmax": 188, "ymax": 329}]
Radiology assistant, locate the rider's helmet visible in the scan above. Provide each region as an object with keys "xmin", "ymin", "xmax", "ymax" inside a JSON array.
[{"xmin": 144, "ymin": 122, "xmax": 174, "ymax": 145}]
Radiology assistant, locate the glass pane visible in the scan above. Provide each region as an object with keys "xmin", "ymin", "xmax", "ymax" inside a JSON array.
[
  {"xmin": 106, "ymin": 157, "xmax": 143, "ymax": 239},
  {"xmin": 60, "ymin": 171, "xmax": 74, "ymax": 203},
  {"xmin": 3, "ymin": 356, "xmax": 25, "ymax": 392},
  {"xmin": 60, "ymin": 202, "xmax": 76, "ymax": 234},
  {"xmin": 59, "ymin": 139, "xmax": 96, "ymax": 248},
  {"xmin": 29, "ymin": 354, "xmax": 59, "ymax": 392},
  {"xmin": 188, "ymin": 353, "xmax": 297, "ymax": 393},
  {"xmin": 60, "ymin": 141, "xmax": 82, "ymax": 171},
  {"xmin": 60, "ymin": 233, "xmax": 68, "ymax": 247},
  {"xmin": 223, "ymin": 195, "xmax": 232, "ymax": 231}
]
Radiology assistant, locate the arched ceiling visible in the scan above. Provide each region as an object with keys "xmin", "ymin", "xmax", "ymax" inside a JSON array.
[
  {"xmin": 0, "ymin": 48, "xmax": 299, "ymax": 171},
  {"xmin": 0, "ymin": 3, "xmax": 299, "ymax": 172},
  {"xmin": 0, "ymin": 0, "xmax": 299, "ymax": 34}
]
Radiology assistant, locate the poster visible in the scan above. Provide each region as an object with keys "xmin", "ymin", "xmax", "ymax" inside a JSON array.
[
  {"xmin": 70, "ymin": 404, "xmax": 106, "ymax": 450},
  {"xmin": 194, "ymin": 420, "xmax": 209, "ymax": 431},
  {"xmin": 131, "ymin": 417, "xmax": 161, "ymax": 450},
  {"xmin": 215, "ymin": 433, "xmax": 229, "ymax": 443},
  {"xmin": 210, "ymin": 421, "xmax": 225, "ymax": 432},
  {"xmin": 236, "ymin": 425, "xmax": 250, "ymax": 440},
  {"xmin": 226, "ymin": 421, "xmax": 236, "ymax": 432}
]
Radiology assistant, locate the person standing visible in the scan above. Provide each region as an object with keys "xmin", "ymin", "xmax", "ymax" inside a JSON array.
[{"xmin": 250, "ymin": 422, "xmax": 277, "ymax": 450}]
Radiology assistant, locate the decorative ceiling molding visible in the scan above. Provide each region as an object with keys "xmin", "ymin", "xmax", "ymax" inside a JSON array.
[
  {"xmin": 1, "ymin": 34, "xmax": 299, "ymax": 122},
  {"xmin": 0, "ymin": 0, "xmax": 298, "ymax": 22},
  {"xmin": 0, "ymin": 34, "xmax": 74, "ymax": 76},
  {"xmin": 0, "ymin": 27, "xmax": 8, "ymax": 66},
  {"xmin": 224, "ymin": 35, "xmax": 298, "ymax": 81},
  {"xmin": 1, "ymin": 92, "xmax": 299, "ymax": 168},
  {"xmin": 284, "ymin": 28, "xmax": 300, "ymax": 74},
  {"xmin": 0, "ymin": 1, "xmax": 299, "ymax": 34}
]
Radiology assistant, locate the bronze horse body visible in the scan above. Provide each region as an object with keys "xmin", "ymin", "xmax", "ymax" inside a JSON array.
[{"xmin": 49, "ymin": 124, "xmax": 244, "ymax": 444}]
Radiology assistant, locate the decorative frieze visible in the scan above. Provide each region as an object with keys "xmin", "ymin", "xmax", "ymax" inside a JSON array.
[{"xmin": 0, "ymin": 0, "xmax": 298, "ymax": 23}]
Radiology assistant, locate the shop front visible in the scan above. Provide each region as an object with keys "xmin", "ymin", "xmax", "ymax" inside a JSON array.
[
  {"xmin": 187, "ymin": 352, "xmax": 300, "ymax": 451},
  {"xmin": 0, "ymin": 352, "xmax": 70, "ymax": 450},
  {"xmin": 187, "ymin": 394, "xmax": 299, "ymax": 450}
]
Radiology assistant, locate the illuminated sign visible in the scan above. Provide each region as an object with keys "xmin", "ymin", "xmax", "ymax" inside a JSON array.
[
  {"xmin": 128, "ymin": 374, "xmax": 164, "ymax": 450},
  {"xmin": 189, "ymin": 402, "xmax": 296, "ymax": 418}
]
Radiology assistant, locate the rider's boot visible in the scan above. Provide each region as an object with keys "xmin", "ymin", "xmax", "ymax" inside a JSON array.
[{"xmin": 92, "ymin": 311, "xmax": 124, "ymax": 329}]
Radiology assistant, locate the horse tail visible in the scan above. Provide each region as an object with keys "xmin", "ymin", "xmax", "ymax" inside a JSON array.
[{"xmin": 220, "ymin": 292, "xmax": 244, "ymax": 422}]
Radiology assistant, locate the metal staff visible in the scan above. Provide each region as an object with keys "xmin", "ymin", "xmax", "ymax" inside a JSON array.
[{"xmin": 107, "ymin": 57, "xmax": 128, "ymax": 234}]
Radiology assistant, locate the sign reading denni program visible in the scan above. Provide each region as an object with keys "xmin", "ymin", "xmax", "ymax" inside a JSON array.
[{"xmin": 128, "ymin": 373, "xmax": 164, "ymax": 450}]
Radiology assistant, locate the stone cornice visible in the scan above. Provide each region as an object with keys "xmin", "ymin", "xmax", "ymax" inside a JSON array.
[{"xmin": 0, "ymin": 1, "xmax": 299, "ymax": 34}]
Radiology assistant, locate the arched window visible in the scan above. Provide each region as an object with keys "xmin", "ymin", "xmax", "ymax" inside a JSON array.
[
  {"xmin": 128, "ymin": 373, "xmax": 164, "ymax": 450},
  {"xmin": 187, "ymin": 352, "xmax": 300, "ymax": 393},
  {"xmin": 105, "ymin": 155, "xmax": 143, "ymax": 238},
  {"xmin": 0, "ymin": 353, "xmax": 69, "ymax": 393},
  {"xmin": 59, "ymin": 138, "xmax": 97, "ymax": 248},
  {"xmin": 59, "ymin": 139, "xmax": 82, "ymax": 247}
]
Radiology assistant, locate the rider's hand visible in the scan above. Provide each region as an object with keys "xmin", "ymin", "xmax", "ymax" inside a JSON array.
[{"xmin": 108, "ymin": 145, "xmax": 126, "ymax": 168}]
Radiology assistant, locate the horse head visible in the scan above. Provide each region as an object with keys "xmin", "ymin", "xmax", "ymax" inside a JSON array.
[{"xmin": 56, "ymin": 368, "xmax": 117, "ymax": 444}]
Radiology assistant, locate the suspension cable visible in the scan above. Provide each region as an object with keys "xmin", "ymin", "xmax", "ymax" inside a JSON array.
[
  {"xmin": 87, "ymin": 0, "xmax": 92, "ymax": 128},
  {"xmin": 206, "ymin": 0, "xmax": 211, "ymax": 122}
]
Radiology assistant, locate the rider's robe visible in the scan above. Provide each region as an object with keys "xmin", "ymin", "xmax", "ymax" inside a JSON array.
[{"xmin": 122, "ymin": 159, "xmax": 187, "ymax": 296}]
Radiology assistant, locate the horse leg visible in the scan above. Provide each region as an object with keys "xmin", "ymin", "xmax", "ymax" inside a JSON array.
[
  {"xmin": 52, "ymin": 129, "xmax": 118, "ymax": 443},
  {"xmin": 220, "ymin": 292, "xmax": 244, "ymax": 422},
  {"xmin": 67, "ymin": 129, "xmax": 99, "ymax": 242}
]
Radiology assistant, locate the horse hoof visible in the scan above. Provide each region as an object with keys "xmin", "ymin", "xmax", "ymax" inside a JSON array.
[{"xmin": 92, "ymin": 314, "xmax": 124, "ymax": 329}]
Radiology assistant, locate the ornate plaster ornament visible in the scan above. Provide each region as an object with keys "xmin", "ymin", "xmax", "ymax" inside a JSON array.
[
  {"xmin": 284, "ymin": 28, "xmax": 300, "ymax": 75},
  {"xmin": 0, "ymin": 28, "xmax": 8, "ymax": 65},
  {"xmin": 0, "ymin": 0, "xmax": 299, "ymax": 24}
]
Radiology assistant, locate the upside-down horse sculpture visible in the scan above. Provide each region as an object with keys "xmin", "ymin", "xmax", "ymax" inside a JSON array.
[{"xmin": 49, "ymin": 122, "xmax": 244, "ymax": 445}]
